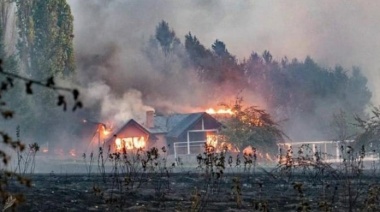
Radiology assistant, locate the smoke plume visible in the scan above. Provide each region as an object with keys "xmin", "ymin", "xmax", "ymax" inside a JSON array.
[{"xmin": 67, "ymin": 0, "xmax": 380, "ymax": 140}]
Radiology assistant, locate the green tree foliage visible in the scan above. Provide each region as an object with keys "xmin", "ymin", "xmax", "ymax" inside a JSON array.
[
  {"xmin": 219, "ymin": 97, "xmax": 284, "ymax": 154},
  {"xmin": 0, "ymin": 23, "xmax": 17, "ymax": 74},
  {"xmin": 355, "ymin": 106, "xmax": 380, "ymax": 149},
  {"xmin": 0, "ymin": 9, "xmax": 23, "ymax": 116},
  {"xmin": 155, "ymin": 20, "xmax": 180, "ymax": 56},
  {"xmin": 0, "ymin": 1, "xmax": 16, "ymax": 55},
  {"xmin": 243, "ymin": 54, "xmax": 371, "ymax": 140},
  {"xmin": 330, "ymin": 109, "xmax": 359, "ymax": 142},
  {"xmin": 184, "ymin": 33, "xmax": 214, "ymax": 81},
  {"xmin": 154, "ymin": 21, "xmax": 372, "ymax": 141},
  {"xmin": 4, "ymin": 0, "xmax": 79, "ymax": 149},
  {"xmin": 16, "ymin": 0, "xmax": 75, "ymax": 78},
  {"xmin": 185, "ymin": 34, "xmax": 243, "ymax": 85},
  {"xmin": 146, "ymin": 21, "xmax": 186, "ymax": 69},
  {"xmin": 0, "ymin": 0, "xmax": 17, "ymax": 74},
  {"xmin": 211, "ymin": 40, "xmax": 242, "ymax": 83},
  {"xmin": 0, "ymin": 56, "xmax": 81, "ymax": 208}
]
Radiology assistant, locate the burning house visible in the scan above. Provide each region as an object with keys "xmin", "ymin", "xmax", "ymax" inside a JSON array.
[
  {"xmin": 109, "ymin": 119, "xmax": 157, "ymax": 151},
  {"xmin": 106, "ymin": 111, "xmax": 223, "ymax": 157}
]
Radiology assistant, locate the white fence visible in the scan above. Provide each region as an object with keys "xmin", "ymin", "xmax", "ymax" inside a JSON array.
[
  {"xmin": 173, "ymin": 141, "xmax": 206, "ymax": 159},
  {"xmin": 278, "ymin": 140, "xmax": 379, "ymax": 163}
]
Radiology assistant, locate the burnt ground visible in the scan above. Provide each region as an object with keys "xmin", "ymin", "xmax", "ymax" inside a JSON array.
[{"xmin": 6, "ymin": 167, "xmax": 380, "ymax": 212}]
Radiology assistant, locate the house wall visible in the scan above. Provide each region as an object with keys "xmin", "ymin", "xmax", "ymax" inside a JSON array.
[
  {"xmin": 163, "ymin": 114, "xmax": 223, "ymax": 156},
  {"xmin": 166, "ymin": 137, "xmax": 178, "ymax": 154},
  {"xmin": 171, "ymin": 117, "xmax": 221, "ymax": 156},
  {"xmin": 203, "ymin": 116, "xmax": 221, "ymax": 129},
  {"xmin": 149, "ymin": 134, "xmax": 167, "ymax": 150},
  {"xmin": 117, "ymin": 124, "xmax": 149, "ymax": 139},
  {"xmin": 192, "ymin": 119, "xmax": 203, "ymax": 130},
  {"xmin": 106, "ymin": 123, "xmax": 150, "ymax": 152}
]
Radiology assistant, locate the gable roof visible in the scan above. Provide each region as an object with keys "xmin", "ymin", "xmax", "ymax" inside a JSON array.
[
  {"xmin": 107, "ymin": 112, "xmax": 222, "ymax": 143},
  {"xmin": 166, "ymin": 113, "xmax": 205, "ymax": 138},
  {"xmin": 147, "ymin": 113, "xmax": 189, "ymax": 134},
  {"xmin": 148, "ymin": 112, "xmax": 222, "ymax": 138},
  {"xmin": 106, "ymin": 119, "xmax": 157, "ymax": 144},
  {"xmin": 114, "ymin": 119, "xmax": 151, "ymax": 136}
]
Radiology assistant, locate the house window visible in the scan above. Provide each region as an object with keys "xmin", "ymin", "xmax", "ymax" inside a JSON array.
[
  {"xmin": 188, "ymin": 132, "xmax": 206, "ymax": 142},
  {"xmin": 187, "ymin": 130, "xmax": 219, "ymax": 148},
  {"xmin": 115, "ymin": 136, "xmax": 146, "ymax": 150}
]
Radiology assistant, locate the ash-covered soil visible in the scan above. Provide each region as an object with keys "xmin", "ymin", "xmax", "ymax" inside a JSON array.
[{"xmin": 7, "ymin": 169, "xmax": 380, "ymax": 212}]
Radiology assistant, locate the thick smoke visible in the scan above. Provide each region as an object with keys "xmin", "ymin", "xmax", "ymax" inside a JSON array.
[
  {"xmin": 84, "ymin": 81, "xmax": 153, "ymax": 125},
  {"xmin": 68, "ymin": 0, "xmax": 264, "ymax": 126},
  {"xmin": 67, "ymin": 0, "xmax": 379, "ymax": 142}
]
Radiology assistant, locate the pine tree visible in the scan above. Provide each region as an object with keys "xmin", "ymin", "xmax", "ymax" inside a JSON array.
[{"xmin": 155, "ymin": 20, "xmax": 180, "ymax": 56}]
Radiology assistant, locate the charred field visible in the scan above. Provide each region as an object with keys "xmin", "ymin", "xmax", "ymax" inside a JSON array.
[{"xmin": 8, "ymin": 164, "xmax": 380, "ymax": 212}]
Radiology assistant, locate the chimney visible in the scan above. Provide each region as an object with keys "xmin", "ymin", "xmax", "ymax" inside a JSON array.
[{"xmin": 146, "ymin": 110, "xmax": 155, "ymax": 128}]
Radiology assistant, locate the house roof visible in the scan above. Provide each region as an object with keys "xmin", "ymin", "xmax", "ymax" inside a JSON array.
[
  {"xmin": 166, "ymin": 113, "xmax": 204, "ymax": 138},
  {"xmin": 108, "ymin": 112, "xmax": 221, "ymax": 142},
  {"xmin": 106, "ymin": 119, "xmax": 157, "ymax": 144},
  {"xmin": 114, "ymin": 119, "xmax": 151, "ymax": 136},
  {"xmin": 148, "ymin": 113, "xmax": 190, "ymax": 134},
  {"xmin": 148, "ymin": 112, "xmax": 221, "ymax": 138}
]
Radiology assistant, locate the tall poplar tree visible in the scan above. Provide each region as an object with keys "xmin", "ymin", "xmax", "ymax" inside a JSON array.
[
  {"xmin": 14, "ymin": 0, "xmax": 76, "ymax": 143},
  {"xmin": 16, "ymin": 0, "xmax": 75, "ymax": 78},
  {"xmin": 0, "ymin": 0, "xmax": 17, "ymax": 72}
]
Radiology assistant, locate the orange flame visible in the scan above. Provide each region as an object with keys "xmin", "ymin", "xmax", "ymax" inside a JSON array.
[
  {"xmin": 206, "ymin": 134, "xmax": 218, "ymax": 147},
  {"xmin": 206, "ymin": 133, "xmax": 239, "ymax": 152},
  {"xmin": 69, "ymin": 149, "xmax": 76, "ymax": 157},
  {"xmin": 101, "ymin": 125, "xmax": 110, "ymax": 136},
  {"xmin": 133, "ymin": 137, "xmax": 146, "ymax": 149},
  {"xmin": 243, "ymin": 145, "xmax": 255, "ymax": 156},
  {"xmin": 115, "ymin": 136, "xmax": 146, "ymax": 151},
  {"xmin": 115, "ymin": 138, "xmax": 122, "ymax": 150},
  {"xmin": 265, "ymin": 153, "xmax": 273, "ymax": 161},
  {"xmin": 205, "ymin": 108, "xmax": 233, "ymax": 115}
]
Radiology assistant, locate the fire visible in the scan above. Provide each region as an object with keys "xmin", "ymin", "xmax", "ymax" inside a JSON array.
[
  {"xmin": 101, "ymin": 125, "xmax": 110, "ymax": 136},
  {"xmin": 115, "ymin": 138, "xmax": 122, "ymax": 150},
  {"xmin": 206, "ymin": 108, "xmax": 233, "ymax": 115},
  {"xmin": 243, "ymin": 145, "xmax": 255, "ymax": 156},
  {"xmin": 133, "ymin": 137, "xmax": 146, "ymax": 149},
  {"xmin": 220, "ymin": 141, "xmax": 240, "ymax": 152},
  {"xmin": 42, "ymin": 148, "xmax": 48, "ymax": 153},
  {"xmin": 69, "ymin": 149, "xmax": 76, "ymax": 157},
  {"xmin": 206, "ymin": 134, "xmax": 239, "ymax": 152},
  {"xmin": 54, "ymin": 148, "xmax": 65, "ymax": 156},
  {"xmin": 242, "ymin": 146, "xmax": 274, "ymax": 162},
  {"xmin": 206, "ymin": 134, "xmax": 218, "ymax": 147},
  {"xmin": 266, "ymin": 153, "xmax": 273, "ymax": 161},
  {"xmin": 83, "ymin": 119, "xmax": 113, "ymax": 139},
  {"xmin": 115, "ymin": 136, "xmax": 146, "ymax": 151}
]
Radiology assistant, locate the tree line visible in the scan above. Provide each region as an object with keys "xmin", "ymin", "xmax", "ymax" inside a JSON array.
[
  {"xmin": 0, "ymin": 0, "xmax": 76, "ymax": 146},
  {"xmin": 150, "ymin": 20, "xmax": 372, "ymax": 141}
]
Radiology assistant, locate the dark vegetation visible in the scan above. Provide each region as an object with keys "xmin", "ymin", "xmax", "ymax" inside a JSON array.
[
  {"xmin": 8, "ymin": 142, "xmax": 380, "ymax": 211},
  {"xmin": 147, "ymin": 21, "xmax": 372, "ymax": 142},
  {"xmin": 218, "ymin": 97, "xmax": 285, "ymax": 155}
]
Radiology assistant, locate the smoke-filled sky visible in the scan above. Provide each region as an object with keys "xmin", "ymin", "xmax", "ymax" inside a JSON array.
[{"xmin": 67, "ymin": 0, "xmax": 380, "ymax": 124}]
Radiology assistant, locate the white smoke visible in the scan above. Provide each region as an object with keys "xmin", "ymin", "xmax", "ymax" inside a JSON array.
[{"xmin": 85, "ymin": 81, "xmax": 153, "ymax": 127}]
